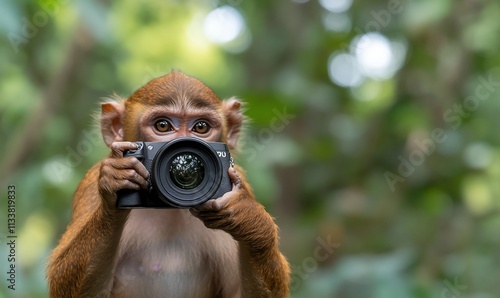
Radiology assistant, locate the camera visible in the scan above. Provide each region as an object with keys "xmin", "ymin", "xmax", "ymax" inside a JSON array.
[{"xmin": 117, "ymin": 137, "xmax": 234, "ymax": 208}]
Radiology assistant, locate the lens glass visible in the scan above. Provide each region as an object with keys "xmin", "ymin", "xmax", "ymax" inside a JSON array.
[{"xmin": 169, "ymin": 153, "xmax": 205, "ymax": 189}]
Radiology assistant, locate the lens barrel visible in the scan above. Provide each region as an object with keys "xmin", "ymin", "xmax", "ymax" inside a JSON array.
[{"xmin": 151, "ymin": 138, "xmax": 223, "ymax": 207}]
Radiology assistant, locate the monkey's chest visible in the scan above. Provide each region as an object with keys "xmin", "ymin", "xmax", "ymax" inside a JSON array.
[{"xmin": 112, "ymin": 246, "xmax": 215, "ymax": 298}]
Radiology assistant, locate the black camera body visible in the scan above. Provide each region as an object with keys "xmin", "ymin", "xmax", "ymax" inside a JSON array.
[{"xmin": 117, "ymin": 137, "xmax": 233, "ymax": 209}]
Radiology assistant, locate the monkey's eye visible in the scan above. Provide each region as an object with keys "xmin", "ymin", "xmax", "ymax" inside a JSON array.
[
  {"xmin": 154, "ymin": 119, "xmax": 173, "ymax": 132},
  {"xmin": 192, "ymin": 121, "xmax": 210, "ymax": 134}
]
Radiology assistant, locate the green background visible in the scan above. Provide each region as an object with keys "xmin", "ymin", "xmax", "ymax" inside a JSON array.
[{"xmin": 1, "ymin": 0, "xmax": 500, "ymax": 297}]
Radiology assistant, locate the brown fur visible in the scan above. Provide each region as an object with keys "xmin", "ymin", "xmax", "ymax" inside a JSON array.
[{"xmin": 47, "ymin": 71, "xmax": 290, "ymax": 298}]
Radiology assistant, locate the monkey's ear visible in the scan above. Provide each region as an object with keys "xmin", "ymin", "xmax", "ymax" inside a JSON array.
[
  {"xmin": 101, "ymin": 101, "xmax": 125, "ymax": 147},
  {"xmin": 223, "ymin": 97, "xmax": 245, "ymax": 151}
]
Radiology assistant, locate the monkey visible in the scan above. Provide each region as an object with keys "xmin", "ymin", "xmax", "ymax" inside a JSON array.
[{"xmin": 46, "ymin": 71, "xmax": 290, "ymax": 298}]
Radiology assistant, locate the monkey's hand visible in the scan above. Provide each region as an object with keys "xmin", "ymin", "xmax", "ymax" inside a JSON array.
[
  {"xmin": 190, "ymin": 167, "xmax": 290, "ymax": 297},
  {"xmin": 98, "ymin": 141, "xmax": 150, "ymax": 211},
  {"xmin": 190, "ymin": 167, "xmax": 277, "ymax": 251}
]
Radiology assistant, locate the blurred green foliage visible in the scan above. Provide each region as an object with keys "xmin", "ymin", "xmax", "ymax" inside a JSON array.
[{"xmin": 1, "ymin": 0, "xmax": 500, "ymax": 297}]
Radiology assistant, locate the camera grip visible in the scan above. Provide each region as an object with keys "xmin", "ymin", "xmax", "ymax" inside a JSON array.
[
  {"xmin": 116, "ymin": 189, "xmax": 142, "ymax": 209},
  {"xmin": 211, "ymin": 158, "xmax": 233, "ymax": 199}
]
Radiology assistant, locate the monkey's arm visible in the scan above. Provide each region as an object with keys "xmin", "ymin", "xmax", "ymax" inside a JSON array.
[
  {"xmin": 191, "ymin": 166, "xmax": 291, "ymax": 297},
  {"xmin": 237, "ymin": 211, "xmax": 291, "ymax": 298},
  {"xmin": 47, "ymin": 163, "xmax": 129, "ymax": 298}
]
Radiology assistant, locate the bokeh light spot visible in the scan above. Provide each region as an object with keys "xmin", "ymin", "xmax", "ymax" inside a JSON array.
[
  {"xmin": 203, "ymin": 6, "xmax": 245, "ymax": 44},
  {"xmin": 328, "ymin": 52, "xmax": 363, "ymax": 87},
  {"xmin": 319, "ymin": 0, "xmax": 353, "ymax": 13},
  {"xmin": 463, "ymin": 142, "xmax": 492, "ymax": 170},
  {"xmin": 322, "ymin": 12, "xmax": 352, "ymax": 33},
  {"xmin": 353, "ymin": 32, "xmax": 394, "ymax": 79}
]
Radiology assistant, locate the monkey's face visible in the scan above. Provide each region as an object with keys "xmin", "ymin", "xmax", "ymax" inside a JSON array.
[
  {"xmin": 123, "ymin": 71, "xmax": 226, "ymax": 144},
  {"xmin": 133, "ymin": 103, "xmax": 224, "ymax": 143}
]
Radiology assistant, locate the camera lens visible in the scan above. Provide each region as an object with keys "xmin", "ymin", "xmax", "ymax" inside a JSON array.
[
  {"xmin": 151, "ymin": 137, "xmax": 224, "ymax": 207},
  {"xmin": 169, "ymin": 153, "xmax": 204, "ymax": 189}
]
